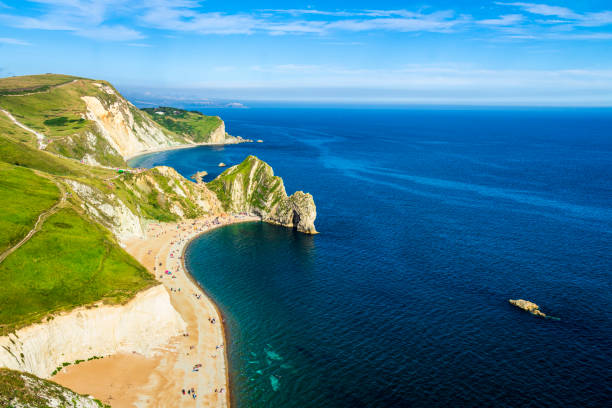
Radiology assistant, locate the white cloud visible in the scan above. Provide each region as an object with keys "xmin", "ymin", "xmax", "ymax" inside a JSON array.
[
  {"xmin": 498, "ymin": 2, "xmax": 612, "ymax": 27},
  {"xmin": 0, "ymin": 37, "xmax": 31, "ymax": 45},
  {"xmin": 76, "ymin": 25, "xmax": 144, "ymax": 41},
  {"xmin": 478, "ymin": 14, "xmax": 524, "ymax": 26},
  {"xmin": 497, "ymin": 2, "xmax": 579, "ymax": 19},
  {"xmin": 1, "ymin": 1, "xmax": 611, "ymax": 42}
]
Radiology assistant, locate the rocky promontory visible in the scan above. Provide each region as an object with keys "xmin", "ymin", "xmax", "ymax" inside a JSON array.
[{"xmin": 207, "ymin": 155, "xmax": 318, "ymax": 234}]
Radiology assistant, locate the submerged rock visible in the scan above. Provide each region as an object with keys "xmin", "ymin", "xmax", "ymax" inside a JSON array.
[
  {"xmin": 207, "ymin": 155, "xmax": 318, "ymax": 234},
  {"xmin": 509, "ymin": 299, "xmax": 547, "ymax": 318},
  {"xmin": 191, "ymin": 170, "xmax": 208, "ymax": 184}
]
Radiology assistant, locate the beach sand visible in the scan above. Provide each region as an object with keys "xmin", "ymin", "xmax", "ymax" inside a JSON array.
[{"xmin": 52, "ymin": 214, "xmax": 259, "ymax": 407}]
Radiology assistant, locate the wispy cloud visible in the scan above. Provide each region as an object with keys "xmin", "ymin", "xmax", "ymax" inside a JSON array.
[
  {"xmin": 498, "ymin": 2, "xmax": 612, "ymax": 27},
  {"xmin": 0, "ymin": 0, "xmax": 144, "ymax": 40},
  {"xmin": 127, "ymin": 42, "xmax": 151, "ymax": 47},
  {"xmin": 1, "ymin": 1, "xmax": 611, "ymax": 42},
  {"xmin": 478, "ymin": 14, "xmax": 524, "ymax": 26},
  {"xmin": 0, "ymin": 37, "xmax": 31, "ymax": 46}
]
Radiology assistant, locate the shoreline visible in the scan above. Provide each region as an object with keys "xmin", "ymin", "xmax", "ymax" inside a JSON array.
[
  {"xmin": 125, "ymin": 139, "xmax": 252, "ymax": 162},
  {"xmin": 179, "ymin": 217, "xmax": 260, "ymax": 408},
  {"xmin": 52, "ymin": 214, "xmax": 260, "ymax": 407}
]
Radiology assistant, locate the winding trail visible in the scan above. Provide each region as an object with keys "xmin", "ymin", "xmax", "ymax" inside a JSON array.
[
  {"xmin": 0, "ymin": 177, "xmax": 67, "ymax": 265},
  {"xmin": 1, "ymin": 79, "xmax": 78, "ymax": 97},
  {"xmin": 0, "ymin": 80, "xmax": 80, "ymax": 149},
  {"xmin": 0, "ymin": 108, "xmax": 47, "ymax": 149}
]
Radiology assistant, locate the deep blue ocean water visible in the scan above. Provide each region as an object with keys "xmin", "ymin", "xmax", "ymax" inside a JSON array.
[{"xmin": 130, "ymin": 107, "xmax": 612, "ymax": 407}]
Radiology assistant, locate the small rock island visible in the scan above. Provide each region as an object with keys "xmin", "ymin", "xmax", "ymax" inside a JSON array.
[{"xmin": 509, "ymin": 299, "xmax": 547, "ymax": 318}]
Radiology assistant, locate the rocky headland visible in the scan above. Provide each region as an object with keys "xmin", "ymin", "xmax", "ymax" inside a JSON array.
[{"xmin": 207, "ymin": 155, "xmax": 318, "ymax": 234}]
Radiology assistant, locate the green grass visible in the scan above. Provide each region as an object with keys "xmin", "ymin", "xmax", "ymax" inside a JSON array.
[
  {"xmin": 0, "ymin": 208, "xmax": 157, "ymax": 334},
  {"xmin": 0, "ymin": 80, "xmax": 95, "ymax": 139},
  {"xmin": 0, "ymin": 74, "xmax": 80, "ymax": 95},
  {"xmin": 207, "ymin": 155, "xmax": 284, "ymax": 212},
  {"xmin": 0, "ymin": 162, "xmax": 60, "ymax": 253},
  {"xmin": 142, "ymin": 106, "xmax": 222, "ymax": 143},
  {"xmin": 0, "ymin": 368, "xmax": 108, "ymax": 407},
  {"xmin": 0, "ymin": 76, "xmax": 127, "ymax": 166},
  {"xmin": 0, "ymin": 132, "xmax": 115, "ymax": 179},
  {"xmin": 0, "ymin": 112, "xmax": 37, "ymax": 149}
]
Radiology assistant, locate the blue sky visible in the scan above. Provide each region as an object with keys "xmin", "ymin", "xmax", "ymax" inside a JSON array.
[{"xmin": 0, "ymin": 1, "xmax": 611, "ymax": 105}]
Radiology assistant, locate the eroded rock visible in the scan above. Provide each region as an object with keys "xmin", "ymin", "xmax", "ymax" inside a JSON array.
[
  {"xmin": 509, "ymin": 299, "xmax": 547, "ymax": 318},
  {"xmin": 207, "ymin": 155, "xmax": 318, "ymax": 234}
]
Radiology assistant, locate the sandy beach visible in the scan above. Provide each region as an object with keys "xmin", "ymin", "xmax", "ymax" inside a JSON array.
[{"xmin": 52, "ymin": 214, "xmax": 260, "ymax": 407}]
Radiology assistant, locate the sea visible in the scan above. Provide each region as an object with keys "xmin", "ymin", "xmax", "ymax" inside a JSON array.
[{"xmin": 129, "ymin": 105, "xmax": 612, "ymax": 407}]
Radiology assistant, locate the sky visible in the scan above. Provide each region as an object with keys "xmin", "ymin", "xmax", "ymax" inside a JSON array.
[{"xmin": 0, "ymin": 1, "xmax": 611, "ymax": 105}]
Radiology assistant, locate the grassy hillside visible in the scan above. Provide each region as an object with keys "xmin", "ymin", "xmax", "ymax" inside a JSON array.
[
  {"xmin": 0, "ymin": 74, "xmax": 80, "ymax": 96},
  {"xmin": 0, "ymin": 368, "xmax": 108, "ymax": 407},
  {"xmin": 0, "ymin": 208, "xmax": 156, "ymax": 334},
  {"xmin": 142, "ymin": 106, "xmax": 223, "ymax": 143},
  {"xmin": 0, "ymin": 105, "xmax": 221, "ymax": 334},
  {"xmin": 0, "ymin": 78, "xmax": 127, "ymax": 167},
  {"xmin": 0, "ymin": 130, "xmax": 114, "ymax": 178},
  {"xmin": 0, "ymin": 112, "xmax": 37, "ymax": 148},
  {"xmin": 0, "ymin": 163, "xmax": 60, "ymax": 253}
]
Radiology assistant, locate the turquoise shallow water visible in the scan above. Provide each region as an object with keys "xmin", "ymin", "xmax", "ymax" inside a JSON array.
[{"xmin": 130, "ymin": 107, "xmax": 612, "ymax": 407}]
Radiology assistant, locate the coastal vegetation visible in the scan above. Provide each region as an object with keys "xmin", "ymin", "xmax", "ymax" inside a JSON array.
[
  {"xmin": 0, "ymin": 74, "xmax": 80, "ymax": 96},
  {"xmin": 142, "ymin": 106, "xmax": 224, "ymax": 143},
  {"xmin": 0, "ymin": 368, "xmax": 108, "ymax": 407},
  {"xmin": 208, "ymin": 155, "xmax": 317, "ymax": 233},
  {"xmin": 0, "ymin": 163, "xmax": 60, "ymax": 253},
  {"xmin": 0, "ymin": 78, "xmax": 126, "ymax": 166},
  {"xmin": 0, "ymin": 208, "xmax": 156, "ymax": 334}
]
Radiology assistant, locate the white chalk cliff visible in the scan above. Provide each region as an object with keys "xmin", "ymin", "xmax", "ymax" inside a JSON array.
[
  {"xmin": 0, "ymin": 285, "xmax": 185, "ymax": 378},
  {"xmin": 81, "ymin": 85, "xmax": 182, "ymax": 160}
]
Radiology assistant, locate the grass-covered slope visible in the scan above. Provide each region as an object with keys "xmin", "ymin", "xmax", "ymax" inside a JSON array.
[
  {"xmin": 0, "ymin": 74, "xmax": 81, "ymax": 96},
  {"xmin": 0, "ymin": 74, "xmax": 188, "ymax": 167},
  {"xmin": 0, "ymin": 107, "xmax": 192, "ymax": 335},
  {"xmin": 0, "ymin": 208, "xmax": 156, "ymax": 334},
  {"xmin": 0, "ymin": 163, "xmax": 60, "ymax": 253},
  {"xmin": 0, "ymin": 367, "xmax": 107, "ymax": 407},
  {"xmin": 0, "ymin": 108, "xmax": 225, "ymax": 333},
  {"xmin": 0, "ymin": 78, "xmax": 126, "ymax": 166},
  {"xmin": 142, "ymin": 106, "xmax": 224, "ymax": 143}
]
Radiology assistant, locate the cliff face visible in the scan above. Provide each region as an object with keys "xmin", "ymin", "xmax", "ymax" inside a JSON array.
[
  {"xmin": 66, "ymin": 166, "xmax": 223, "ymax": 241},
  {"xmin": 0, "ymin": 285, "xmax": 185, "ymax": 379},
  {"xmin": 0, "ymin": 75, "xmax": 237, "ymax": 167},
  {"xmin": 141, "ymin": 106, "xmax": 241, "ymax": 146},
  {"xmin": 81, "ymin": 85, "xmax": 183, "ymax": 160},
  {"xmin": 207, "ymin": 155, "xmax": 317, "ymax": 234}
]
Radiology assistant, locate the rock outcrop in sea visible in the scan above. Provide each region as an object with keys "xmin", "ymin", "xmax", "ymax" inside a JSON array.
[
  {"xmin": 509, "ymin": 299, "xmax": 547, "ymax": 318},
  {"xmin": 207, "ymin": 155, "xmax": 318, "ymax": 234}
]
